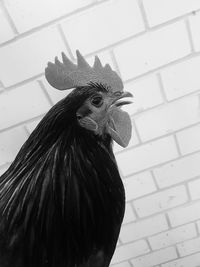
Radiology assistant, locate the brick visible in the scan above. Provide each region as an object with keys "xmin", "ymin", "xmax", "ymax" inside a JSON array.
[
  {"xmin": 154, "ymin": 152, "xmax": 200, "ymax": 188},
  {"xmin": 162, "ymin": 252, "xmax": 200, "ymax": 267},
  {"xmin": 189, "ymin": 12, "xmax": 200, "ymax": 51},
  {"xmin": 111, "ymin": 262, "xmax": 131, "ymax": 267},
  {"xmin": 188, "ymin": 178, "xmax": 200, "ymax": 200},
  {"xmin": 143, "ymin": 0, "xmax": 200, "ymax": 27},
  {"xmin": 113, "ymin": 122, "xmax": 139, "ymax": 154},
  {"xmin": 123, "ymin": 172, "xmax": 157, "ymax": 201},
  {"xmin": 177, "ymin": 123, "xmax": 200, "ymax": 155},
  {"xmin": 116, "ymin": 136, "xmax": 178, "ymax": 176},
  {"xmin": 161, "ymin": 56, "xmax": 200, "ymax": 100},
  {"xmin": 135, "ymin": 95, "xmax": 200, "ymax": 141},
  {"xmin": 123, "ymin": 203, "xmax": 136, "ymax": 224},
  {"xmin": 114, "ymin": 22, "xmax": 190, "ymax": 81},
  {"xmin": 0, "ymin": 127, "xmax": 28, "ymax": 165},
  {"xmin": 5, "ymin": 0, "xmax": 93, "ymax": 33},
  {"xmin": 0, "ymin": 27, "xmax": 66, "ymax": 87},
  {"xmin": 149, "ymin": 223, "xmax": 196, "ymax": 250},
  {"xmin": 122, "ymin": 75, "xmax": 163, "ymax": 116},
  {"xmin": 168, "ymin": 201, "xmax": 200, "ymax": 227},
  {"xmin": 111, "ymin": 240, "xmax": 149, "ymax": 264},
  {"xmin": 134, "ymin": 185, "xmax": 188, "ymax": 217},
  {"xmin": 120, "ymin": 214, "xmax": 168, "ymax": 243},
  {"xmin": 61, "ymin": 0, "xmax": 144, "ymax": 55},
  {"xmin": 177, "ymin": 237, "xmax": 200, "ymax": 256},
  {"xmin": 131, "ymin": 247, "xmax": 177, "ymax": 267},
  {"xmin": 0, "ymin": 82, "xmax": 50, "ymax": 131},
  {"xmin": 0, "ymin": 4, "xmax": 15, "ymax": 44}
]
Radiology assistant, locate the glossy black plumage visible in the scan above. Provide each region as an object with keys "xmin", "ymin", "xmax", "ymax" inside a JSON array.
[{"xmin": 0, "ymin": 85, "xmax": 125, "ymax": 267}]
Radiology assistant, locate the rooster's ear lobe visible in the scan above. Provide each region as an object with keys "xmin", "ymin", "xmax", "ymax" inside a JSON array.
[{"xmin": 77, "ymin": 116, "xmax": 98, "ymax": 132}]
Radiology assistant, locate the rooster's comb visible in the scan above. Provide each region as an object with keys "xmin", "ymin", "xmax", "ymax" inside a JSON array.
[{"xmin": 45, "ymin": 50, "xmax": 123, "ymax": 92}]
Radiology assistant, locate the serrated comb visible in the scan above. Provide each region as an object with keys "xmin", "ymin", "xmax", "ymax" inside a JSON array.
[{"xmin": 45, "ymin": 50, "xmax": 123, "ymax": 92}]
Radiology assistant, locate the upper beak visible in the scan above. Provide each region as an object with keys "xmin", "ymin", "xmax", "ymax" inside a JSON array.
[{"xmin": 110, "ymin": 91, "xmax": 133, "ymax": 108}]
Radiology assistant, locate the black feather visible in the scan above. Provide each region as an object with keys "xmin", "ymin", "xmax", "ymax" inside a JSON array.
[{"xmin": 0, "ymin": 85, "xmax": 125, "ymax": 267}]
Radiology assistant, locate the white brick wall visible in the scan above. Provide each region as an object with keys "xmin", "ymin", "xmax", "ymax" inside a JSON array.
[
  {"xmin": 114, "ymin": 22, "xmax": 191, "ymax": 80},
  {"xmin": 142, "ymin": 0, "xmax": 200, "ymax": 27},
  {"xmin": 131, "ymin": 247, "xmax": 177, "ymax": 267},
  {"xmin": 134, "ymin": 185, "xmax": 188, "ymax": 217},
  {"xmin": 1, "ymin": 0, "xmax": 200, "ymax": 266},
  {"xmin": 148, "ymin": 223, "xmax": 197, "ymax": 250},
  {"xmin": 61, "ymin": 0, "xmax": 145, "ymax": 55}
]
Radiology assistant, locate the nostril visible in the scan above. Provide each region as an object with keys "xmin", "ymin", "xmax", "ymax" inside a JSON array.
[{"xmin": 114, "ymin": 91, "xmax": 122, "ymax": 97}]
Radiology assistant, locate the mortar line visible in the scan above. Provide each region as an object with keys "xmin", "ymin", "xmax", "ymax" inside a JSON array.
[
  {"xmin": 150, "ymin": 170, "xmax": 159, "ymax": 190},
  {"xmin": 145, "ymin": 237, "xmax": 153, "ymax": 252},
  {"xmin": 185, "ymin": 180, "xmax": 192, "ymax": 203},
  {"xmin": 175, "ymin": 245, "xmax": 181, "ymax": 258},
  {"xmin": 185, "ymin": 17, "xmax": 195, "ymax": 53},
  {"xmin": 131, "ymin": 117, "xmax": 142, "ymax": 144},
  {"xmin": 57, "ymin": 24, "xmax": 75, "ymax": 60},
  {"xmin": 130, "ymin": 200, "xmax": 139, "ymax": 220},
  {"xmin": 1, "ymin": 1, "xmax": 19, "ymax": 34},
  {"xmin": 173, "ymin": 133, "xmax": 182, "ymax": 157},
  {"xmin": 110, "ymin": 50, "xmax": 122, "ymax": 77},
  {"xmin": 156, "ymin": 73, "xmax": 168, "ymax": 103},
  {"xmin": 165, "ymin": 213, "xmax": 173, "ymax": 229},
  {"xmin": 195, "ymin": 221, "xmax": 200, "ymax": 235},
  {"xmin": 129, "ymin": 260, "xmax": 134, "ymax": 267},
  {"xmin": 136, "ymin": 0, "xmax": 150, "ymax": 30},
  {"xmin": 37, "ymin": 80, "xmax": 54, "ymax": 107}
]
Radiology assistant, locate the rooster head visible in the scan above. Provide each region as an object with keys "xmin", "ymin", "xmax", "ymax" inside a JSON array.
[{"xmin": 45, "ymin": 50, "xmax": 133, "ymax": 147}]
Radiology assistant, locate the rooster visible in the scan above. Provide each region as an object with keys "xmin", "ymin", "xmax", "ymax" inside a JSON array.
[{"xmin": 0, "ymin": 51, "xmax": 132, "ymax": 267}]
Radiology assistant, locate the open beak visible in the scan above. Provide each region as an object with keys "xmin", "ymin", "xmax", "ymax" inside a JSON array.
[
  {"xmin": 111, "ymin": 91, "xmax": 133, "ymax": 107},
  {"xmin": 108, "ymin": 91, "xmax": 133, "ymax": 148}
]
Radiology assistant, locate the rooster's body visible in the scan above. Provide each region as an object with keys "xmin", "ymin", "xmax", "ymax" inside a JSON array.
[{"xmin": 0, "ymin": 51, "xmax": 132, "ymax": 267}]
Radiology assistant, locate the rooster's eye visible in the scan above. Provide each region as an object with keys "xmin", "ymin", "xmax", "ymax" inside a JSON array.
[{"xmin": 91, "ymin": 96, "xmax": 103, "ymax": 107}]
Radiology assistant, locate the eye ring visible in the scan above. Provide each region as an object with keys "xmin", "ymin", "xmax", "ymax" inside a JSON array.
[{"xmin": 91, "ymin": 96, "xmax": 103, "ymax": 107}]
